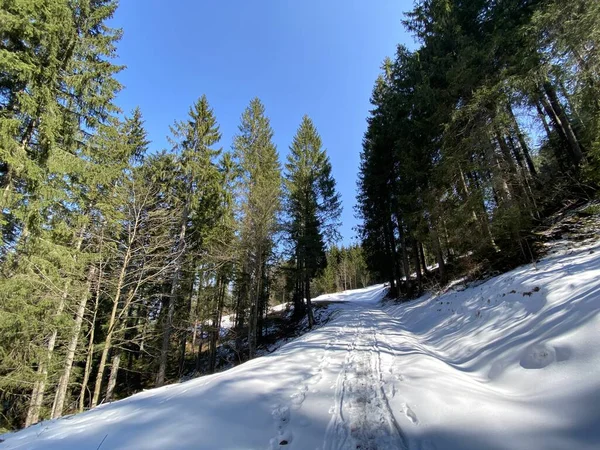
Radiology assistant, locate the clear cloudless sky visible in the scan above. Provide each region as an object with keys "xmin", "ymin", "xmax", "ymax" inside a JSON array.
[{"xmin": 110, "ymin": 0, "xmax": 415, "ymax": 245}]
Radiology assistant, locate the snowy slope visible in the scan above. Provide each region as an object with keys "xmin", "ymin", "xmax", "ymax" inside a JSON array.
[{"xmin": 2, "ymin": 241, "xmax": 600, "ymax": 450}]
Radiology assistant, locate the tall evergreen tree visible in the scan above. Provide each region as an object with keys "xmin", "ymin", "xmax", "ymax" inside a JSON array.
[
  {"xmin": 0, "ymin": 0, "xmax": 124, "ymax": 427},
  {"xmin": 284, "ymin": 116, "xmax": 341, "ymax": 327},
  {"xmin": 232, "ymin": 98, "xmax": 281, "ymax": 358},
  {"xmin": 358, "ymin": 0, "xmax": 600, "ymax": 295},
  {"xmin": 155, "ymin": 95, "xmax": 223, "ymax": 387}
]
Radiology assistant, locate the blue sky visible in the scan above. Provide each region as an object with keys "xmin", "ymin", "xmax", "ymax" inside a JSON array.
[{"xmin": 111, "ymin": 1, "xmax": 413, "ymax": 244}]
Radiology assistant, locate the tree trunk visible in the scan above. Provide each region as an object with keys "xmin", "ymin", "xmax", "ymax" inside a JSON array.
[
  {"xmin": 382, "ymin": 221, "xmax": 396, "ymax": 294},
  {"xmin": 156, "ymin": 203, "xmax": 188, "ymax": 387},
  {"xmin": 292, "ymin": 256, "xmax": 306, "ymax": 317},
  {"xmin": 458, "ymin": 166, "xmax": 496, "ymax": 249},
  {"xmin": 209, "ymin": 277, "xmax": 225, "ymax": 373},
  {"xmin": 388, "ymin": 215, "xmax": 403, "ymax": 293},
  {"xmin": 91, "ymin": 246, "xmax": 132, "ymax": 408},
  {"xmin": 412, "ymin": 240, "xmax": 423, "ymax": 295},
  {"xmin": 25, "ymin": 230, "xmax": 85, "ymax": 426},
  {"xmin": 419, "ymin": 241, "xmax": 429, "ymax": 276},
  {"xmin": 79, "ymin": 264, "xmax": 103, "ymax": 412},
  {"xmin": 507, "ymin": 104, "xmax": 537, "ymax": 176},
  {"xmin": 540, "ymin": 83, "xmax": 583, "ymax": 164},
  {"xmin": 399, "ymin": 223, "xmax": 410, "ymax": 283},
  {"xmin": 178, "ymin": 278, "xmax": 196, "ymax": 377},
  {"xmin": 431, "ymin": 228, "xmax": 446, "ymax": 284},
  {"xmin": 305, "ymin": 276, "xmax": 315, "ymax": 328},
  {"xmin": 105, "ymin": 352, "xmax": 121, "ymax": 402},
  {"xmin": 51, "ymin": 266, "xmax": 95, "ymax": 418},
  {"xmin": 535, "ymin": 102, "xmax": 553, "ymax": 139},
  {"xmin": 248, "ymin": 253, "xmax": 263, "ymax": 359},
  {"xmin": 507, "ymin": 134, "xmax": 540, "ymax": 217},
  {"xmin": 381, "ymin": 226, "xmax": 400, "ymax": 297},
  {"xmin": 195, "ymin": 324, "xmax": 204, "ymax": 373},
  {"xmin": 25, "ymin": 287, "xmax": 69, "ymax": 427}
]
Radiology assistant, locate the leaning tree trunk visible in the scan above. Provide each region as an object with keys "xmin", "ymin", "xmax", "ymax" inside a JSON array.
[
  {"xmin": 91, "ymin": 245, "xmax": 132, "ymax": 408},
  {"xmin": 25, "ymin": 287, "xmax": 69, "ymax": 427},
  {"xmin": 540, "ymin": 83, "xmax": 583, "ymax": 164},
  {"xmin": 25, "ymin": 230, "xmax": 85, "ymax": 426},
  {"xmin": 79, "ymin": 264, "xmax": 103, "ymax": 412},
  {"xmin": 51, "ymin": 266, "xmax": 95, "ymax": 418},
  {"xmin": 507, "ymin": 104, "xmax": 537, "ymax": 177},
  {"xmin": 458, "ymin": 165, "xmax": 496, "ymax": 249}
]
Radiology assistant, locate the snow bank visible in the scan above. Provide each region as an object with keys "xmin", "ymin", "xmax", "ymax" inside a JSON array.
[{"xmin": 381, "ymin": 241, "xmax": 600, "ymax": 450}]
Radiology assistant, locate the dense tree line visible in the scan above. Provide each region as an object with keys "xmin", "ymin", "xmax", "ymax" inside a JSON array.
[
  {"xmin": 313, "ymin": 245, "xmax": 372, "ymax": 295},
  {"xmin": 357, "ymin": 0, "xmax": 600, "ymax": 297},
  {"xmin": 0, "ymin": 0, "xmax": 343, "ymax": 430}
]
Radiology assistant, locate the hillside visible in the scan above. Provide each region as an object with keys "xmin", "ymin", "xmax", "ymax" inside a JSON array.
[{"xmin": 1, "ymin": 237, "xmax": 599, "ymax": 449}]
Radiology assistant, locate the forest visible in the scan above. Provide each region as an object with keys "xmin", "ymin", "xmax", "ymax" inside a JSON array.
[
  {"xmin": 0, "ymin": 0, "xmax": 354, "ymax": 430},
  {"xmin": 1, "ymin": 0, "xmax": 600, "ymax": 435},
  {"xmin": 357, "ymin": 0, "xmax": 600, "ymax": 297}
]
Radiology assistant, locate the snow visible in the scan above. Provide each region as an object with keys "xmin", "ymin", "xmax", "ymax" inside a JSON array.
[
  {"xmin": 218, "ymin": 303, "xmax": 291, "ymax": 337},
  {"xmin": 2, "ymin": 242, "xmax": 600, "ymax": 449},
  {"xmin": 269, "ymin": 302, "xmax": 293, "ymax": 313}
]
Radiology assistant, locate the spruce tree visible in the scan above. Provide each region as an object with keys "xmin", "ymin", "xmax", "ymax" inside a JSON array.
[
  {"xmin": 284, "ymin": 116, "xmax": 341, "ymax": 327},
  {"xmin": 155, "ymin": 95, "xmax": 222, "ymax": 387},
  {"xmin": 0, "ymin": 0, "xmax": 124, "ymax": 427},
  {"xmin": 232, "ymin": 98, "xmax": 281, "ymax": 358}
]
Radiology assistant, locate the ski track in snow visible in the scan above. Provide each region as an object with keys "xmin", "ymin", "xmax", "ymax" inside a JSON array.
[{"xmin": 323, "ymin": 310, "xmax": 410, "ymax": 450}]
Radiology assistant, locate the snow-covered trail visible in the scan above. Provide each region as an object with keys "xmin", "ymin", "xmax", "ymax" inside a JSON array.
[
  {"xmin": 2, "ymin": 240, "xmax": 600, "ymax": 450},
  {"xmin": 264, "ymin": 286, "xmax": 413, "ymax": 450},
  {"xmin": 2, "ymin": 286, "xmax": 413, "ymax": 450},
  {"xmin": 321, "ymin": 309, "xmax": 408, "ymax": 450}
]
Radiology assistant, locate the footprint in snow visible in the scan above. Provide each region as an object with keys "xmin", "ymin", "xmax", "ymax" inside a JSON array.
[
  {"xmin": 290, "ymin": 391, "xmax": 306, "ymax": 408},
  {"xmin": 308, "ymin": 373, "xmax": 322, "ymax": 385},
  {"xmin": 387, "ymin": 383, "xmax": 396, "ymax": 398},
  {"xmin": 402, "ymin": 403, "xmax": 419, "ymax": 424},
  {"xmin": 268, "ymin": 429, "xmax": 293, "ymax": 449},
  {"xmin": 271, "ymin": 405, "xmax": 290, "ymax": 429}
]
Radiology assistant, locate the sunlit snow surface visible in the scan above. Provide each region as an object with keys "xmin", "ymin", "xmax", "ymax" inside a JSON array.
[{"xmin": 2, "ymin": 242, "xmax": 600, "ymax": 450}]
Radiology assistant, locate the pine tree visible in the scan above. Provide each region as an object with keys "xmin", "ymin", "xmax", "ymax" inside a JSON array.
[
  {"xmin": 50, "ymin": 109, "xmax": 150, "ymax": 418},
  {"xmin": 155, "ymin": 95, "xmax": 222, "ymax": 387},
  {"xmin": 284, "ymin": 116, "xmax": 341, "ymax": 327},
  {"xmin": 232, "ymin": 98, "xmax": 281, "ymax": 358},
  {"xmin": 0, "ymin": 0, "xmax": 124, "ymax": 427}
]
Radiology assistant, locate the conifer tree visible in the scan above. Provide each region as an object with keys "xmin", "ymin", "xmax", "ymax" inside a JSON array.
[
  {"xmin": 155, "ymin": 95, "xmax": 223, "ymax": 387},
  {"xmin": 232, "ymin": 98, "xmax": 281, "ymax": 358},
  {"xmin": 284, "ymin": 116, "xmax": 341, "ymax": 327},
  {"xmin": 0, "ymin": 0, "xmax": 124, "ymax": 427}
]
